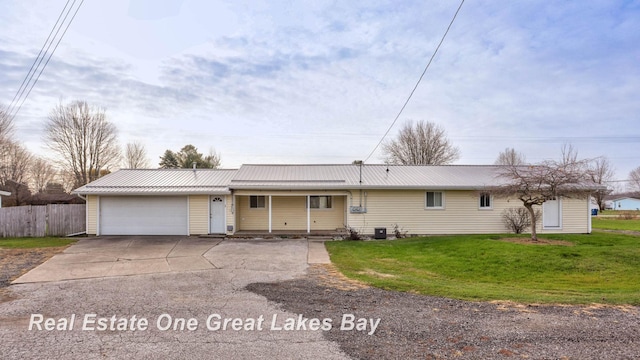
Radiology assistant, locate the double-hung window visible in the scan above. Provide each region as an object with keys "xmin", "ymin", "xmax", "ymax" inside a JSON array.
[
  {"xmin": 479, "ymin": 193, "xmax": 492, "ymax": 209},
  {"xmin": 425, "ymin": 191, "xmax": 444, "ymax": 209},
  {"xmin": 249, "ymin": 195, "xmax": 266, "ymax": 209},
  {"xmin": 309, "ymin": 196, "xmax": 332, "ymax": 209}
]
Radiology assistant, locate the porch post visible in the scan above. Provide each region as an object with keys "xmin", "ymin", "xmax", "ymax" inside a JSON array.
[
  {"xmin": 268, "ymin": 195, "xmax": 272, "ymax": 233},
  {"xmin": 307, "ymin": 195, "xmax": 311, "ymax": 233}
]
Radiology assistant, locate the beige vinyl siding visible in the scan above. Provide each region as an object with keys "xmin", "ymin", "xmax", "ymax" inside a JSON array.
[
  {"xmin": 236, "ymin": 195, "xmax": 346, "ymax": 231},
  {"xmin": 347, "ymin": 190, "xmax": 508, "ymax": 235},
  {"xmin": 189, "ymin": 195, "xmax": 209, "ymax": 235},
  {"xmin": 311, "ymin": 196, "xmax": 345, "ymax": 230},
  {"xmin": 271, "ymin": 196, "xmax": 306, "ymax": 230},
  {"xmin": 347, "ymin": 190, "xmax": 591, "ymax": 235},
  {"xmin": 539, "ymin": 197, "xmax": 590, "ymax": 234},
  {"xmin": 87, "ymin": 195, "xmax": 98, "ymax": 235},
  {"xmin": 226, "ymin": 195, "xmax": 234, "ymax": 235},
  {"xmin": 236, "ymin": 195, "xmax": 269, "ymax": 230}
]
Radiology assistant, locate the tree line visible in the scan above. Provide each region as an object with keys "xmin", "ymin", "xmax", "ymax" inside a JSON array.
[{"xmin": 0, "ymin": 100, "xmax": 221, "ymax": 206}]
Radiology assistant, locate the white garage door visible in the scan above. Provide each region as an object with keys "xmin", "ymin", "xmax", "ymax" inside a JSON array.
[{"xmin": 100, "ymin": 196, "xmax": 188, "ymax": 235}]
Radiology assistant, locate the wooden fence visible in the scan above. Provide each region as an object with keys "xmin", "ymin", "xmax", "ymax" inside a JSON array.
[{"xmin": 0, "ymin": 204, "xmax": 86, "ymax": 237}]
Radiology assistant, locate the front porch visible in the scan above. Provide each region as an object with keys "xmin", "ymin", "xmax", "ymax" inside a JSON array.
[
  {"xmin": 234, "ymin": 193, "xmax": 348, "ymax": 234},
  {"xmin": 230, "ymin": 229, "xmax": 347, "ymax": 239}
]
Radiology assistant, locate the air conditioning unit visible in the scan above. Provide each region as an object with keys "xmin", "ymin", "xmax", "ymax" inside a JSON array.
[{"xmin": 349, "ymin": 206, "xmax": 367, "ymax": 214}]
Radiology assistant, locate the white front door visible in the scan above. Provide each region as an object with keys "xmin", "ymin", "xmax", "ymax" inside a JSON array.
[
  {"xmin": 543, "ymin": 198, "xmax": 561, "ymax": 228},
  {"xmin": 210, "ymin": 196, "xmax": 226, "ymax": 234}
]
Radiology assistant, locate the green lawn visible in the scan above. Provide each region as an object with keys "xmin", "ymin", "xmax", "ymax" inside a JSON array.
[
  {"xmin": 0, "ymin": 237, "xmax": 77, "ymax": 249},
  {"xmin": 592, "ymin": 217, "xmax": 640, "ymax": 231},
  {"xmin": 326, "ymin": 233, "xmax": 640, "ymax": 305}
]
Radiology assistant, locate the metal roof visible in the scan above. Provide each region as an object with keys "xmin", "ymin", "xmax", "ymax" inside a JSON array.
[
  {"xmin": 231, "ymin": 164, "xmax": 504, "ymax": 190},
  {"xmin": 73, "ymin": 169, "xmax": 238, "ymax": 195},
  {"xmin": 73, "ymin": 164, "xmax": 558, "ymax": 195}
]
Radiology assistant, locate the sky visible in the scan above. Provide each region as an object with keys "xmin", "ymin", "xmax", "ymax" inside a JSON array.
[{"xmin": 0, "ymin": 0, "xmax": 639, "ymax": 187}]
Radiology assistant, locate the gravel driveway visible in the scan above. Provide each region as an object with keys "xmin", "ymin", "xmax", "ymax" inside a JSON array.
[
  {"xmin": 2, "ymin": 239, "xmax": 638, "ymax": 359},
  {"xmin": 248, "ymin": 264, "xmax": 640, "ymax": 360}
]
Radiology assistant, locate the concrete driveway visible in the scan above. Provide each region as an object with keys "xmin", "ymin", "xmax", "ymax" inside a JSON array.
[
  {"xmin": 13, "ymin": 236, "xmax": 330, "ymax": 284},
  {"xmin": 1, "ymin": 237, "xmax": 347, "ymax": 359}
]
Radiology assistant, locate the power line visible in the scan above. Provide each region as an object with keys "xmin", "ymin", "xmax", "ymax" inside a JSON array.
[
  {"xmin": 363, "ymin": 0, "xmax": 465, "ymax": 163},
  {"xmin": 7, "ymin": 0, "xmax": 84, "ymax": 121},
  {"xmin": 5, "ymin": 0, "xmax": 72, "ymax": 117}
]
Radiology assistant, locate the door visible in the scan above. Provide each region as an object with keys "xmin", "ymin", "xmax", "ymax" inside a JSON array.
[
  {"xmin": 543, "ymin": 198, "xmax": 561, "ymax": 228},
  {"xmin": 100, "ymin": 196, "xmax": 188, "ymax": 235},
  {"xmin": 210, "ymin": 196, "xmax": 226, "ymax": 234}
]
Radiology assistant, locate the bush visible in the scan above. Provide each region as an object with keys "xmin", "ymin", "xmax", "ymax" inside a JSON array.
[
  {"xmin": 346, "ymin": 226, "xmax": 362, "ymax": 240},
  {"xmin": 392, "ymin": 223, "xmax": 407, "ymax": 238},
  {"xmin": 502, "ymin": 207, "xmax": 540, "ymax": 234}
]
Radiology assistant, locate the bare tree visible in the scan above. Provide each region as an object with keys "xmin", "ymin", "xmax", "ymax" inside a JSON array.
[
  {"xmin": 490, "ymin": 157, "xmax": 593, "ymax": 241},
  {"xmin": 0, "ymin": 106, "xmax": 14, "ymax": 175},
  {"xmin": 0, "ymin": 141, "xmax": 32, "ymax": 186},
  {"xmin": 587, "ymin": 157, "xmax": 614, "ymax": 210},
  {"xmin": 382, "ymin": 120, "xmax": 460, "ymax": 165},
  {"xmin": 629, "ymin": 166, "xmax": 640, "ymax": 192},
  {"xmin": 29, "ymin": 157, "xmax": 58, "ymax": 193},
  {"xmin": 44, "ymin": 100, "xmax": 121, "ymax": 189},
  {"xmin": 560, "ymin": 143, "xmax": 579, "ymax": 165},
  {"xmin": 0, "ymin": 105, "xmax": 13, "ymax": 145},
  {"xmin": 124, "ymin": 142, "xmax": 150, "ymax": 169},
  {"xmin": 495, "ymin": 147, "xmax": 526, "ymax": 166},
  {"xmin": 206, "ymin": 147, "xmax": 222, "ymax": 169}
]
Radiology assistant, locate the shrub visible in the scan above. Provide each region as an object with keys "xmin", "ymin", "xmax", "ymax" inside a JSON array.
[
  {"xmin": 502, "ymin": 207, "xmax": 540, "ymax": 234},
  {"xmin": 392, "ymin": 223, "xmax": 407, "ymax": 238},
  {"xmin": 346, "ymin": 226, "xmax": 362, "ymax": 240}
]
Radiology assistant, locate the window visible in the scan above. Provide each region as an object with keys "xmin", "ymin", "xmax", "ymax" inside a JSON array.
[
  {"xmin": 249, "ymin": 195, "xmax": 265, "ymax": 208},
  {"xmin": 425, "ymin": 191, "xmax": 444, "ymax": 209},
  {"xmin": 309, "ymin": 196, "xmax": 332, "ymax": 209},
  {"xmin": 479, "ymin": 193, "xmax": 492, "ymax": 209}
]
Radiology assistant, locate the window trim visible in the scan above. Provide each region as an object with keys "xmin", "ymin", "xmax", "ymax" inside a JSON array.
[
  {"xmin": 479, "ymin": 193, "xmax": 493, "ymax": 210},
  {"xmin": 307, "ymin": 195, "xmax": 333, "ymax": 210},
  {"xmin": 249, "ymin": 195, "xmax": 266, "ymax": 209},
  {"xmin": 425, "ymin": 191, "xmax": 445, "ymax": 210}
]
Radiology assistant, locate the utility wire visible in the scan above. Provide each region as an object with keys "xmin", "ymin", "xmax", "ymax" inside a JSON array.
[
  {"xmin": 5, "ymin": 0, "xmax": 72, "ymax": 117},
  {"xmin": 8, "ymin": 0, "xmax": 84, "ymax": 121},
  {"xmin": 363, "ymin": 0, "xmax": 465, "ymax": 163}
]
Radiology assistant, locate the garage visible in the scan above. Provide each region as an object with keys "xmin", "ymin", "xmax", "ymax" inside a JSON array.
[{"xmin": 99, "ymin": 196, "xmax": 188, "ymax": 235}]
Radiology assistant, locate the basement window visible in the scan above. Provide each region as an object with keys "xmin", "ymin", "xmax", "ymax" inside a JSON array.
[
  {"xmin": 249, "ymin": 195, "xmax": 266, "ymax": 209},
  {"xmin": 308, "ymin": 196, "xmax": 332, "ymax": 209},
  {"xmin": 425, "ymin": 191, "xmax": 444, "ymax": 209}
]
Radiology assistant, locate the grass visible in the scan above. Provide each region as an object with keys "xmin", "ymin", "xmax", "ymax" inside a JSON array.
[
  {"xmin": 326, "ymin": 233, "xmax": 640, "ymax": 305},
  {"xmin": 0, "ymin": 237, "xmax": 77, "ymax": 249},
  {"xmin": 592, "ymin": 217, "xmax": 640, "ymax": 231},
  {"xmin": 599, "ymin": 210, "xmax": 640, "ymax": 216}
]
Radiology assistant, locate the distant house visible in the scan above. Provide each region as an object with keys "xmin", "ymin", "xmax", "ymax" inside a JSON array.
[
  {"xmin": 0, "ymin": 190, "xmax": 10, "ymax": 208},
  {"xmin": 611, "ymin": 197, "xmax": 640, "ymax": 211},
  {"xmin": 72, "ymin": 164, "xmax": 599, "ymax": 237}
]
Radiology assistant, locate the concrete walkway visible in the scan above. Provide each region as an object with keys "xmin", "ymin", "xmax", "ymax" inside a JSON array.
[{"xmin": 12, "ymin": 236, "xmax": 332, "ymax": 284}]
